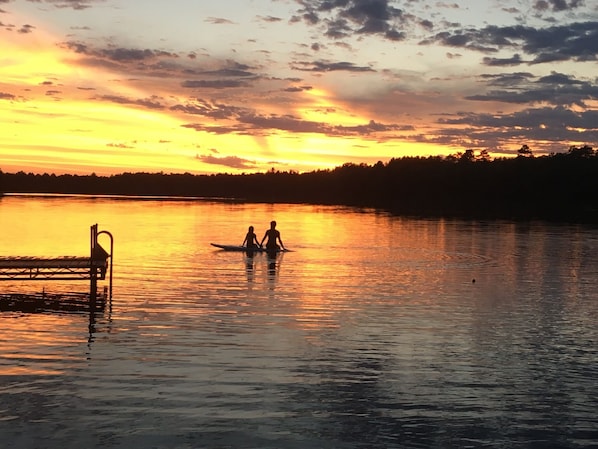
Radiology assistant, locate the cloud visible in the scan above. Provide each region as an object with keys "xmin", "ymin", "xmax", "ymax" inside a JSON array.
[
  {"xmin": 181, "ymin": 79, "xmax": 249, "ymax": 89},
  {"xmin": 236, "ymin": 114, "xmax": 412, "ymax": 137},
  {"xmin": 99, "ymin": 94, "xmax": 166, "ymax": 110},
  {"xmin": 196, "ymin": 154, "xmax": 257, "ymax": 170},
  {"xmin": 18, "ymin": 24, "xmax": 35, "ymax": 34},
  {"xmin": 182, "ymin": 123, "xmax": 241, "ymax": 135},
  {"xmin": 424, "ymin": 21, "xmax": 598, "ymax": 63},
  {"xmin": 205, "ymin": 17, "xmax": 235, "ymax": 25},
  {"xmin": 283, "ymin": 85, "xmax": 313, "ymax": 92},
  {"xmin": 483, "ymin": 53, "xmax": 524, "ymax": 66},
  {"xmin": 0, "ymin": 91, "xmax": 16, "ymax": 100},
  {"xmin": 62, "ymin": 41, "xmax": 180, "ymax": 63},
  {"xmin": 107, "ymin": 142, "xmax": 135, "ymax": 149},
  {"xmin": 533, "ymin": 0, "xmax": 585, "ymax": 12},
  {"xmin": 291, "ymin": 60, "xmax": 375, "ymax": 72},
  {"xmin": 257, "ymin": 15, "xmax": 283, "ymax": 23},
  {"xmin": 294, "ymin": 0, "xmax": 409, "ymax": 41},
  {"xmin": 27, "ymin": 0, "xmax": 107, "ymax": 10},
  {"xmin": 467, "ymin": 71, "xmax": 598, "ymax": 107},
  {"xmin": 434, "ymin": 106, "xmax": 598, "ymax": 150},
  {"xmin": 171, "ymin": 99, "xmax": 251, "ymax": 119}
]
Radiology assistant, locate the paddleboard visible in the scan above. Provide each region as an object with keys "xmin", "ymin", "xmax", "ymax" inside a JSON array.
[{"xmin": 210, "ymin": 243, "xmax": 289, "ymax": 252}]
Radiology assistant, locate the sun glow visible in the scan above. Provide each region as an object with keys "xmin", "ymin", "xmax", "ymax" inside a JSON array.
[{"xmin": 300, "ymin": 87, "xmax": 364, "ymax": 126}]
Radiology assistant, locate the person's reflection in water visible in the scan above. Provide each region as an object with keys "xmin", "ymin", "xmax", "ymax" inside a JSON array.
[
  {"xmin": 245, "ymin": 250, "xmax": 255, "ymax": 284},
  {"xmin": 266, "ymin": 249, "xmax": 286, "ymax": 290},
  {"xmin": 267, "ymin": 249, "xmax": 277, "ymax": 277}
]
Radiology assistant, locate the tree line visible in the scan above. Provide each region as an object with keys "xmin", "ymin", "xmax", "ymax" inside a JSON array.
[{"xmin": 1, "ymin": 145, "xmax": 597, "ymax": 222}]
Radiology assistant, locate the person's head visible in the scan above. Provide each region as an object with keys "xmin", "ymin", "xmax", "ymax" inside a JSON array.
[
  {"xmin": 248, "ymin": 226, "xmax": 254, "ymax": 232},
  {"xmin": 270, "ymin": 220, "xmax": 276, "ymax": 229}
]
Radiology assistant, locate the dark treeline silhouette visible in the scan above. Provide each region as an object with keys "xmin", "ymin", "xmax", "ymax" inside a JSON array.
[{"xmin": 1, "ymin": 145, "xmax": 597, "ymax": 222}]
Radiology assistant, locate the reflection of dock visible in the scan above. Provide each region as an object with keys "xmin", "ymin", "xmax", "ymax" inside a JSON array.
[
  {"xmin": 0, "ymin": 224, "xmax": 113, "ymax": 312},
  {"xmin": 0, "ymin": 292, "xmax": 106, "ymax": 313}
]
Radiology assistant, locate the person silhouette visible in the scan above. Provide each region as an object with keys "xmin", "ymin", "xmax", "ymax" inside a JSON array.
[
  {"xmin": 242, "ymin": 226, "xmax": 260, "ymax": 250},
  {"xmin": 260, "ymin": 220, "xmax": 285, "ymax": 251}
]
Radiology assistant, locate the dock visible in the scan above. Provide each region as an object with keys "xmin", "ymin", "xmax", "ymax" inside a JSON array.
[{"xmin": 0, "ymin": 224, "xmax": 113, "ymax": 312}]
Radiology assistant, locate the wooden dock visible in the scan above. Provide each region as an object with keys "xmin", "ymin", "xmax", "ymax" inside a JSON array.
[{"xmin": 0, "ymin": 224, "xmax": 113, "ymax": 312}]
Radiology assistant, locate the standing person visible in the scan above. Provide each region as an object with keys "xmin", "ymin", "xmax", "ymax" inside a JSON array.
[
  {"xmin": 242, "ymin": 226, "xmax": 260, "ymax": 249},
  {"xmin": 260, "ymin": 220, "xmax": 285, "ymax": 251}
]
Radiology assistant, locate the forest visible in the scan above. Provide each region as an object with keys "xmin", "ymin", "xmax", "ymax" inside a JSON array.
[{"xmin": 1, "ymin": 145, "xmax": 597, "ymax": 223}]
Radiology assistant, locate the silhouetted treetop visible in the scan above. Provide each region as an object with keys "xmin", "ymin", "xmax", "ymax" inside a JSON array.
[{"xmin": 1, "ymin": 146, "xmax": 596, "ymax": 222}]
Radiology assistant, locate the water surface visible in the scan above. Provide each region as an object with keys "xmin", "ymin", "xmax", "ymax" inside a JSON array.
[{"xmin": 0, "ymin": 194, "xmax": 597, "ymax": 448}]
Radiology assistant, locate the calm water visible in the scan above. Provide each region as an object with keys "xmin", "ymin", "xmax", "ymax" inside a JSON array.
[{"xmin": 0, "ymin": 194, "xmax": 597, "ymax": 449}]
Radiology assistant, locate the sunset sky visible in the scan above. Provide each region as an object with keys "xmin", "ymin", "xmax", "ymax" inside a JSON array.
[{"xmin": 1, "ymin": 0, "xmax": 597, "ymax": 175}]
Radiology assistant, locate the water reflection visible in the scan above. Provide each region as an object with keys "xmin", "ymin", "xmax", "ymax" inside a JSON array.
[
  {"xmin": 0, "ymin": 195, "xmax": 597, "ymax": 449},
  {"xmin": 267, "ymin": 250, "xmax": 279, "ymax": 279},
  {"xmin": 244, "ymin": 251, "xmax": 256, "ymax": 285}
]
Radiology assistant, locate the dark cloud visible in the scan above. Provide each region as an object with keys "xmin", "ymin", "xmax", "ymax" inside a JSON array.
[
  {"xmin": 483, "ymin": 53, "xmax": 524, "ymax": 66},
  {"xmin": 171, "ymin": 99, "xmax": 251, "ymax": 119},
  {"xmin": 425, "ymin": 21, "xmax": 598, "ymax": 64},
  {"xmin": 107, "ymin": 142, "xmax": 135, "ymax": 149},
  {"xmin": 467, "ymin": 71, "xmax": 598, "ymax": 107},
  {"xmin": 258, "ymin": 15, "xmax": 283, "ymax": 23},
  {"xmin": 182, "ymin": 123, "xmax": 241, "ymax": 135},
  {"xmin": 533, "ymin": 0, "xmax": 584, "ymax": 12},
  {"xmin": 196, "ymin": 154, "xmax": 256, "ymax": 170},
  {"xmin": 238, "ymin": 113, "xmax": 333, "ymax": 134},
  {"xmin": 29, "ymin": 0, "xmax": 106, "ymax": 10},
  {"xmin": 295, "ymin": 0, "xmax": 409, "ymax": 41},
  {"xmin": 102, "ymin": 48, "xmax": 178, "ymax": 62},
  {"xmin": 434, "ymin": 106, "xmax": 598, "ymax": 148},
  {"xmin": 62, "ymin": 41, "xmax": 179, "ymax": 63},
  {"xmin": 283, "ymin": 85, "xmax": 313, "ymax": 92},
  {"xmin": 200, "ymin": 67, "xmax": 256, "ymax": 78},
  {"xmin": 60, "ymin": 41, "xmax": 261, "ymax": 91},
  {"xmin": 181, "ymin": 79, "xmax": 248, "ymax": 89},
  {"xmin": 459, "ymin": 105, "xmax": 596, "ymax": 130},
  {"xmin": 537, "ymin": 72, "xmax": 585, "ymax": 85},
  {"xmin": 238, "ymin": 114, "xmax": 412, "ymax": 137},
  {"xmin": 18, "ymin": 24, "xmax": 35, "ymax": 33},
  {"xmin": 0, "ymin": 22, "xmax": 15, "ymax": 31},
  {"xmin": 0, "ymin": 92, "xmax": 16, "ymax": 100},
  {"xmin": 205, "ymin": 17, "xmax": 234, "ymax": 25},
  {"xmin": 179, "ymin": 104, "xmax": 412, "ymax": 138},
  {"xmin": 481, "ymin": 72, "xmax": 535, "ymax": 87},
  {"xmin": 98, "ymin": 94, "xmax": 165, "ymax": 110},
  {"xmin": 291, "ymin": 59, "xmax": 375, "ymax": 72}
]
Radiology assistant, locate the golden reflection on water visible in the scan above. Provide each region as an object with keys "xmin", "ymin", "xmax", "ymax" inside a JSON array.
[
  {"xmin": 0, "ymin": 313, "xmax": 87, "ymax": 375},
  {"xmin": 1, "ymin": 195, "xmax": 598, "ymax": 448},
  {"xmin": 1, "ymin": 195, "xmax": 597, "ymax": 378}
]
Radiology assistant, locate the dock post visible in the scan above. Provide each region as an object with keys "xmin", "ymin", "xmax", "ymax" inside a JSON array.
[{"xmin": 89, "ymin": 224, "xmax": 98, "ymax": 307}]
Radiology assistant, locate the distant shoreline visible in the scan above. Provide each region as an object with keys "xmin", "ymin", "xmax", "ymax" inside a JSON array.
[{"xmin": 1, "ymin": 151, "xmax": 597, "ymax": 224}]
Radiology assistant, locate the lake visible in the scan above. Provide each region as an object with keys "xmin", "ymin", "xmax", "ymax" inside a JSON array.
[{"xmin": 0, "ymin": 194, "xmax": 597, "ymax": 449}]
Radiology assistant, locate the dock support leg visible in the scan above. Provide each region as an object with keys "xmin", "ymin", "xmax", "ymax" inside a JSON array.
[{"xmin": 90, "ymin": 224, "xmax": 98, "ymax": 309}]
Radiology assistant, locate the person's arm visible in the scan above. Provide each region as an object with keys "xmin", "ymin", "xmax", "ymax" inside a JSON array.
[
  {"xmin": 242, "ymin": 234, "xmax": 248, "ymax": 246},
  {"xmin": 260, "ymin": 232, "xmax": 267, "ymax": 247},
  {"xmin": 278, "ymin": 233, "xmax": 285, "ymax": 250}
]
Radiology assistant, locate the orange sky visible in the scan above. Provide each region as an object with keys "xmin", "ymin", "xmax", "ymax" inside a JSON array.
[{"xmin": 1, "ymin": 1, "xmax": 597, "ymax": 175}]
